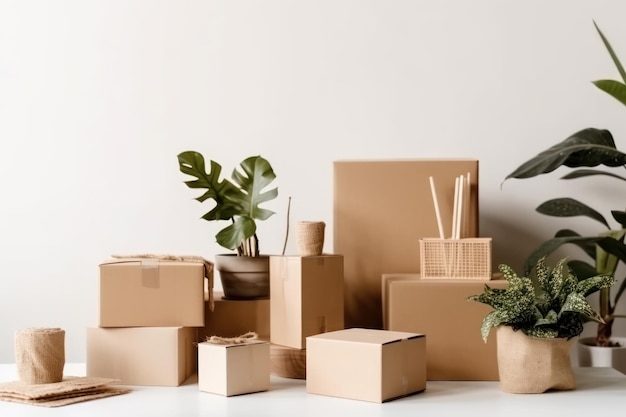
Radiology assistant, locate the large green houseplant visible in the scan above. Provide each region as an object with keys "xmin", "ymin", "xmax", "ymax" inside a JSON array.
[
  {"xmin": 178, "ymin": 151, "xmax": 278, "ymax": 299},
  {"xmin": 468, "ymin": 257, "xmax": 613, "ymax": 393},
  {"xmin": 503, "ymin": 22, "xmax": 626, "ymax": 348}
]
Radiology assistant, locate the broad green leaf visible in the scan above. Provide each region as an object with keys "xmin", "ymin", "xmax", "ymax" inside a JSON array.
[
  {"xmin": 504, "ymin": 128, "xmax": 626, "ymax": 181},
  {"xmin": 593, "ymin": 79, "xmax": 626, "ymax": 108},
  {"xmin": 536, "ymin": 198, "xmax": 609, "ymax": 228},
  {"xmin": 480, "ymin": 311, "xmax": 502, "ymax": 343},
  {"xmin": 561, "ymin": 169, "xmax": 626, "ymax": 182},
  {"xmin": 594, "ymin": 20, "xmax": 626, "ymax": 83},
  {"xmin": 567, "ymin": 259, "xmax": 599, "ymax": 280},
  {"xmin": 215, "ymin": 216, "xmax": 256, "ymax": 250},
  {"xmin": 612, "ymin": 211, "xmax": 626, "ymax": 228},
  {"xmin": 523, "ymin": 233, "xmax": 598, "ymax": 275}
]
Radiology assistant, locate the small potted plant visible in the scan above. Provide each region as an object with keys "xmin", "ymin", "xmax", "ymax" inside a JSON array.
[
  {"xmin": 502, "ymin": 22, "xmax": 626, "ymax": 371},
  {"xmin": 468, "ymin": 257, "xmax": 613, "ymax": 393},
  {"xmin": 178, "ymin": 151, "xmax": 278, "ymax": 300}
]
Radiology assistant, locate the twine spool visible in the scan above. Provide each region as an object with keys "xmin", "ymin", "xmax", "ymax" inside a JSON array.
[
  {"xmin": 15, "ymin": 328, "xmax": 65, "ymax": 384},
  {"xmin": 295, "ymin": 221, "xmax": 325, "ymax": 256}
]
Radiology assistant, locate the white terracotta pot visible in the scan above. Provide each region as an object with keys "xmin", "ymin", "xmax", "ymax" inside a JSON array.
[{"xmin": 577, "ymin": 337, "xmax": 626, "ymax": 375}]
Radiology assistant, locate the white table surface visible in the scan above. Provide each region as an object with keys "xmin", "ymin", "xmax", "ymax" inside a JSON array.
[{"xmin": 0, "ymin": 364, "xmax": 624, "ymax": 416}]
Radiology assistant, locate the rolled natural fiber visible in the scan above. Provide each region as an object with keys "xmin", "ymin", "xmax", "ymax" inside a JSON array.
[
  {"xmin": 15, "ymin": 328, "xmax": 65, "ymax": 385},
  {"xmin": 295, "ymin": 221, "xmax": 325, "ymax": 256},
  {"xmin": 206, "ymin": 331, "xmax": 258, "ymax": 345}
]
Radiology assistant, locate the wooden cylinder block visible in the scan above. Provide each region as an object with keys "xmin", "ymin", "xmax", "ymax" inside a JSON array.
[{"xmin": 270, "ymin": 344, "xmax": 306, "ymax": 379}]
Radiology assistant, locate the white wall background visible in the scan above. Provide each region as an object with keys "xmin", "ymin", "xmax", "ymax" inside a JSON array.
[{"xmin": 1, "ymin": 0, "xmax": 626, "ymax": 362}]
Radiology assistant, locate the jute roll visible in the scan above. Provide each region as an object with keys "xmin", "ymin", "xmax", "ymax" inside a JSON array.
[
  {"xmin": 15, "ymin": 328, "xmax": 65, "ymax": 385},
  {"xmin": 295, "ymin": 221, "xmax": 325, "ymax": 256}
]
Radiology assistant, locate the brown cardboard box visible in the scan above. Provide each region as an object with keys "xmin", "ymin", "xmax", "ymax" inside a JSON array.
[
  {"xmin": 99, "ymin": 258, "xmax": 205, "ymax": 327},
  {"xmin": 382, "ymin": 273, "xmax": 507, "ymax": 380},
  {"xmin": 306, "ymin": 328, "xmax": 426, "ymax": 403},
  {"xmin": 86, "ymin": 326, "xmax": 197, "ymax": 386},
  {"xmin": 198, "ymin": 340, "xmax": 270, "ymax": 396},
  {"xmin": 334, "ymin": 159, "xmax": 479, "ymax": 329},
  {"xmin": 270, "ymin": 255, "xmax": 344, "ymax": 349},
  {"xmin": 198, "ymin": 291, "xmax": 270, "ymax": 342}
]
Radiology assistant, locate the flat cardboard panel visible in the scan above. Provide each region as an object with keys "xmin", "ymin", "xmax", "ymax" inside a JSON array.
[
  {"xmin": 99, "ymin": 259, "xmax": 205, "ymax": 327},
  {"xmin": 383, "ymin": 273, "xmax": 506, "ymax": 380},
  {"xmin": 306, "ymin": 328, "xmax": 426, "ymax": 403},
  {"xmin": 198, "ymin": 341, "xmax": 270, "ymax": 396},
  {"xmin": 334, "ymin": 159, "xmax": 479, "ymax": 329},
  {"xmin": 270, "ymin": 255, "xmax": 344, "ymax": 349},
  {"xmin": 86, "ymin": 327, "xmax": 197, "ymax": 386},
  {"xmin": 198, "ymin": 291, "xmax": 269, "ymax": 342}
]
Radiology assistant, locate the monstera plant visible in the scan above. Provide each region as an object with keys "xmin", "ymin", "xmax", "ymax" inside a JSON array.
[
  {"xmin": 503, "ymin": 22, "xmax": 626, "ymax": 348},
  {"xmin": 178, "ymin": 151, "xmax": 278, "ymax": 257}
]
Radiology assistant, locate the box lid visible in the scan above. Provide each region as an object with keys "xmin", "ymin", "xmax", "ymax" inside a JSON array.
[{"xmin": 307, "ymin": 328, "xmax": 423, "ymax": 345}]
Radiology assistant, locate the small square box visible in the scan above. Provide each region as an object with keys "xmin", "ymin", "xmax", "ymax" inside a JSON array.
[
  {"xmin": 270, "ymin": 255, "xmax": 344, "ymax": 349},
  {"xmin": 198, "ymin": 340, "xmax": 270, "ymax": 396},
  {"xmin": 306, "ymin": 328, "xmax": 426, "ymax": 403}
]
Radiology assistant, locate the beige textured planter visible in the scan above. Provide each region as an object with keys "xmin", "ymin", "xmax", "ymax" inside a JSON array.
[
  {"xmin": 295, "ymin": 221, "xmax": 325, "ymax": 256},
  {"xmin": 496, "ymin": 326, "xmax": 575, "ymax": 393}
]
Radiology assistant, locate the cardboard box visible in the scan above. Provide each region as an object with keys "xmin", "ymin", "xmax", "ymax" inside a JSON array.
[
  {"xmin": 198, "ymin": 340, "xmax": 270, "ymax": 396},
  {"xmin": 270, "ymin": 255, "xmax": 344, "ymax": 349},
  {"xmin": 99, "ymin": 258, "xmax": 205, "ymax": 327},
  {"xmin": 86, "ymin": 326, "xmax": 197, "ymax": 386},
  {"xmin": 382, "ymin": 273, "xmax": 506, "ymax": 380},
  {"xmin": 334, "ymin": 159, "xmax": 479, "ymax": 329},
  {"xmin": 198, "ymin": 291, "xmax": 270, "ymax": 343},
  {"xmin": 306, "ymin": 328, "xmax": 426, "ymax": 403}
]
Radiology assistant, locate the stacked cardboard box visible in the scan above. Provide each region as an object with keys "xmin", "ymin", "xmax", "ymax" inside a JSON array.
[
  {"xmin": 269, "ymin": 254, "xmax": 345, "ymax": 379},
  {"xmin": 86, "ymin": 258, "xmax": 205, "ymax": 386}
]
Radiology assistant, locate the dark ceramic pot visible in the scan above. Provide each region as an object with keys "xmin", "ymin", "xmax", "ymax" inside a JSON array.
[{"xmin": 214, "ymin": 254, "xmax": 270, "ymax": 300}]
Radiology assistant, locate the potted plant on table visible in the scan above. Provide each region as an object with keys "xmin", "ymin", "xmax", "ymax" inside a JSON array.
[
  {"xmin": 178, "ymin": 151, "xmax": 278, "ymax": 300},
  {"xmin": 468, "ymin": 257, "xmax": 613, "ymax": 393},
  {"xmin": 502, "ymin": 22, "xmax": 626, "ymax": 372}
]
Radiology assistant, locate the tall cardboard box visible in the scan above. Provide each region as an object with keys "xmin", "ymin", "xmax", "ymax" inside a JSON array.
[
  {"xmin": 99, "ymin": 258, "xmax": 205, "ymax": 327},
  {"xmin": 198, "ymin": 291, "xmax": 270, "ymax": 342},
  {"xmin": 334, "ymin": 159, "xmax": 479, "ymax": 329},
  {"xmin": 270, "ymin": 255, "xmax": 344, "ymax": 349},
  {"xmin": 306, "ymin": 328, "xmax": 426, "ymax": 403},
  {"xmin": 86, "ymin": 327, "xmax": 197, "ymax": 386},
  {"xmin": 198, "ymin": 340, "xmax": 270, "ymax": 396},
  {"xmin": 383, "ymin": 273, "xmax": 507, "ymax": 380}
]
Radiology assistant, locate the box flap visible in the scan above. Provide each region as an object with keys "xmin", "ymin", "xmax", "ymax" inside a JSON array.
[{"xmin": 308, "ymin": 328, "xmax": 423, "ymax": 345}]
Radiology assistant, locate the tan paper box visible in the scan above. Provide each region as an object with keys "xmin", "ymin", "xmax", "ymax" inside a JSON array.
[
  {"xmin": 86, "ymin": 326, "xmax": 197, "ymax": 386},
  {"xmin": 99, "ymin": 258, "xmax": 205, "ymax": 327},
  {"xmin": 383, "ymin": 273, "xmax": 506, "ymax": 380},
  {"xmin": 198, "ymin": 291, "xmax": 270, "ymax": 342},
  {"xmin": 270, "ymin": 255, "xmax": 344, "ymax": 349},
  {"xmin": 198, "ymin": 340, "xmax": 270, "ymax": 396},
  {"xmin": 334, "ymin": 159, "xmax": 479, "ymax": 329},
  {"xmin": 306, "ymin": 328, "xmax": 426, "ymax": 403}
]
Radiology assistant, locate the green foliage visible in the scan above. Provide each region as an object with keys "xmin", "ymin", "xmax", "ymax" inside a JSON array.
[
  {"xmin": 468, "ymin": 258, "xmax": 614, "ymax": 342},
  {"xmin": 178, "ymin": 151, "xmax": 278, "ymax": 256},
  {"xmin": 501, "ymin": 21, "xmax": 626, "ymax": 346}
]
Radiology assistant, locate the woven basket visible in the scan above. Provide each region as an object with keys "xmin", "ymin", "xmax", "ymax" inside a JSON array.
[
  {"xmin": 295, "ymin": 221, "xmax": 325, "ymax": 256},
  {"xmin": 419, "ymin": 238, "xmax": 492, "ymax": 280}
]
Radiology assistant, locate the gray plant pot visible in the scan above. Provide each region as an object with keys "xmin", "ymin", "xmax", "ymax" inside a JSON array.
[{"xmin": 214, "ymin": 254, "xmax": 270, "ymax": 300}]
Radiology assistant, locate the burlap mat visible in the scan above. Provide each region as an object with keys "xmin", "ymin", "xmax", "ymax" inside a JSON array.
[{"xmin": 0, "ymin": 376, "xmax": 131, "ymax": 407}]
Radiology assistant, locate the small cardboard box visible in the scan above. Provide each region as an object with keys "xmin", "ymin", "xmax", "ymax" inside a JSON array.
[
  {"xmin": 86, "ymin": 326, "xmax": 197, "ymax": 386},
  {"xmin": 198, "ymin": 291, "xmax": 270, "ymax": 342},
  {"xmin": 270, "ymin": 255, "xmax": 344, "ymax": 349},
  {"xmin": 99, "ymin": 258, "xmax": 205, "ymax": 327},
  {"xmin": 198, "ymin": 340, "xmax": 270, "ymax": 396},
  {"xmin": 334, "ymin": 159, "xmax": 479, "ymax": 329},
  {"xmin": 382, "ymin": 273, "xmax": 506, "ymax": 380},
  {"xmin": 306, "ymin": 328, "xmax": 426, "ymax": 403}
]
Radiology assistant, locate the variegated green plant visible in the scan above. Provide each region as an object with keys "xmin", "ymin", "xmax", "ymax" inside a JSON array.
[{"xmin": 468, "ymin": 257, "xmax": 614, "ymax": 342}]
